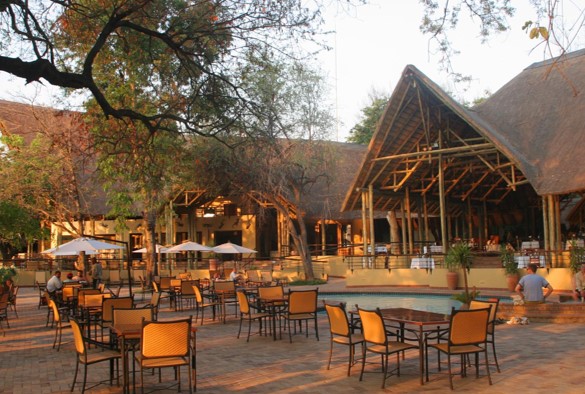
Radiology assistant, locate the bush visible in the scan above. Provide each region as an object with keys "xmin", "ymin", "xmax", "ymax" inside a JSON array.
[{"xmin": 288, "ymin": 279, "xmax": 327, "ymax": 286}]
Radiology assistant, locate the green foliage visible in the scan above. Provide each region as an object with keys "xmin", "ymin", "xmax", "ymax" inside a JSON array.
[
  {"xmin": 500, "ymin": 244, "xmax": 518, "ymax": 275},
  {"xmin": 347, "ymin": 94, "xmax": 389, "ymax": 144},
  {"xmin": 569, "ymin": 243, "xmax": 585, "ymax": 274},
  {"xmin": 0, "ymin": 201, "xmax": 47, "ymax": 259},
  {"xmin": 444, "ymin": 242, "xmax": 473, "ymax": 273},
  {"xmin": 0, "ymin": 267, "xmax": 17, "ymax": 284},
  {"xmin": 451, "ymin": 289, "xmax": 480, "ymax": 304},
  {"xmin": 288, "ymin": 279, "xmax": 327, "ymax": 286}
]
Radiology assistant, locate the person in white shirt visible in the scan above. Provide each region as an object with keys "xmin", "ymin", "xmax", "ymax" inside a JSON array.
[{"xmin": 46, "ymin": 271, "xmax": 63, "ymax": 295}]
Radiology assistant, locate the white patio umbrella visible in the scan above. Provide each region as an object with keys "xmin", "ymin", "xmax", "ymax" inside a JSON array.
[
  {"xmin": 133, "ymin": 244, "xmax": 168, "ymax": 253},
  {"xmin": 41, "ymin": 246, "xmax": 98, "ymax": 256},
  {"xmin": 212, "ymin": 241, "xmax": 257, "ymax": 254},
  {"xmin": 163, "ymin": 241, "xmax": 212, "ymax": 253},
  {"xmin": 42, "ymin": 237, "xmax": 124, "ymax": 256}
]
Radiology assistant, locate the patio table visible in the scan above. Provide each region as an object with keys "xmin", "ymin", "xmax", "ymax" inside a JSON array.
[{"xmin": 350, "ymin": 307, "xmax": 450, "ymax": 385}]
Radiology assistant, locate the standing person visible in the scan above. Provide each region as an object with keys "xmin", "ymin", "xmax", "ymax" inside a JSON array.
[
  {"xmin": 573, "ymin": 262, "xmax": 585, "ymax": 301},
  {"xmin": 90, "ymin": 258, "xmax": 103, "ymax": 289},
  {"xmin": 46, "ymin": 271, "xmax": 63, "ymax": 299},
  {"xmin": 515, "ymin": 263, "xmax": 553, "ymax": 303}
]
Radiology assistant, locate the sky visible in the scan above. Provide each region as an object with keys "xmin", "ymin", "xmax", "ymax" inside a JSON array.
[{"xmin": 1, "ymin": 1, "xmax": 583, "ymax": 142}]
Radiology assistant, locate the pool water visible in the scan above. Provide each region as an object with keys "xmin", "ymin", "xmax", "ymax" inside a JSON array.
[{"xmin": 320, "ymin": 293, "xmax": 463, "ymax": 314}]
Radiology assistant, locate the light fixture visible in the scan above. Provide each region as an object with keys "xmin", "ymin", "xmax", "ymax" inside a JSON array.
[
  {"xmin": 203, "ymin": 207, "xmax": 215, "ymax": 218},
  {"xmin": 100, "ymin": 222, "xmax": 109, "ymax": 229}
]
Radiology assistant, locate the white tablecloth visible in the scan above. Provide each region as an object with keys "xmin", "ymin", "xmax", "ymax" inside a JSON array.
[
  {"xmin": 411, "ymin": 257, "xmax": 435, "ymax": 269},
  {"xmin": 514, "ymin": 255, "xmax": 545, "ymax": 268},
  {"xmin": 566, "ymin": 239, "xmax": 585, "ymax": 250},
  {"xmin": 423, "ymin": 245, "xmax": 443, "ymax": 254},
  {"xmin": 521, "ymin": 241, "xmax": 539, "ymax": 250}
]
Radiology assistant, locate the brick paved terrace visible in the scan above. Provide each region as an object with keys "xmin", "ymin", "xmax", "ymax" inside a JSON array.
[{"xmin": 1, "ymin": 281, "xmax": 585, "ymax": 393}]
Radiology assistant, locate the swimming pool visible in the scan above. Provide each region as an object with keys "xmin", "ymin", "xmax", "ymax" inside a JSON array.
[{"xmin": 320, "ymin": 293, "xmax": 475, "ymax": 314}]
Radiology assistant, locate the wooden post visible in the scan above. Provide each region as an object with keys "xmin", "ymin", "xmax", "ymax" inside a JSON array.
[
  {"xmin": 438, "ymin": 155, "xmax": 447, "ymax": 253},
  {"xmin": 368, "ymin": 184, "xmax": 375, "ymax": 258},
  {"xmin": 405, "ymin": 187, "xmax": 413, "ymax": 254}
]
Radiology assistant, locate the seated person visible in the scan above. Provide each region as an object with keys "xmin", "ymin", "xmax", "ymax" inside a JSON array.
[
  {"xmin": 229, "ymin": 268, "xmax": 243, "ymax": 283},
  {"xmin": 574, "ymin": 262, "xmax": 585, "ymax": 301},
  {"xmin": 72, "ymin": 270, "xmax": 85, "ymax": 282},
  {"xmin": 46, "ymin": 271, "xmax": 63, "ymax": 298},
  {"xmin": 63, "ymin": 272, "xmax": 76, "ymax": 283}
]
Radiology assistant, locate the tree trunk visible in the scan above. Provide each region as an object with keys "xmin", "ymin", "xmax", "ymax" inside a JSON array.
[
  {"xmin": 387, "ymin": 211, "xmax": 401, "ymax": 254},
  {"xmin": 287, "ymin": 214, "xmax": 315, "ymax": 280},
  {"xmin": 143, "ymin": 210, "xmax": 157, "ymax": 282}
]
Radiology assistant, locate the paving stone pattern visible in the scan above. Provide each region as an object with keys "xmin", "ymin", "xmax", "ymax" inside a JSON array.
[{"xmin": 1, "ymin": 281, "xmax": 585, "ymax": 393}]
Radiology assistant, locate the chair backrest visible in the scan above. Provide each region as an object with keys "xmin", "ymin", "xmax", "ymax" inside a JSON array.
[
  {"xmin": 35, "ymin": 271, "xmax": 47, "ymax": 284},
  {"xmin": 181, "ymin": 280, "xmax": 197, "ymax": 295},
  {"xmin": 237, "ymin": 291, "xmax": 251, "ymax": 314},
  {"xmin": 98, "ymin": 283, "xmax": 106, "ymax": 293},
  {"xmin": 247, "ymin": 270, "xmax": 261, "ymax": 282},
  {"xmin": 193, "ymin": 285, "xmax": 204, "ymax": 304},
  {"xmin": 214, "ymin": 281, "xmax": 235, "ymax": 293},
  {"xmin": 83, "ymin": 294, "xmax": 104, "ymax": 308},
  {"xmin": 449, "ymin": 307, "xmax": 491, "ymax": 346},
  {"xmin": 70, "ymin": 318, "xmax": 87, "ymax": 356},
  {"xmin": 150, "ymin": 291, "xmax": 161, "ymax": 308},
  {"xmin": 260, "ymin": 271, "xmax": 274, "ymax": 283},
  {"xmin": 62, "ymin": 287, "xmax": 75, "ymax": 300},
  {"xmin": 140, "ymin": 317, "xmax": 191, "ymax": 359},
  {"xmin": 288, "ymin": 289, "xmax": 318, "ymax": 314},
  {"xmin": 48, "ymin": 299, "xmax": 62, "ymax": 323},
  {"xmin": 152, "ymin": 281, "xmax": 160, "ymax": 293},
  {"xmin": 258, "ymin": 285, "xmax": 284, "ymax": 300},
  {"xmin": 78, "ymin": 289, "xmax": 101, "ymax": 305},
  {"xmin": 469, "ymin": 299, "xmax": 499, "ymax": 334},
  {"xmin": 102, "ymin": 297, "xmax": 134, "ymax": 323},
  {"xmin": 325, "ymin": 303, "xmax": 351, "ymax": 337},
  {"xmin": 358, "ymin": 307, "xmax": 387, "ymax": 345},
  {"xmin": 114, "ymin": 285, "xmax": 123, "ymax": 297},
  {"xmin": 113, "ymin": 307, "xmax": 154, "ymax": 325},
  {"xmin": 170, "ymin": 278, "xmax": 182, "ymax": 288},
  {"xmin": 160, "ymin": 277, "xmax": 171, "ymax": 291}
]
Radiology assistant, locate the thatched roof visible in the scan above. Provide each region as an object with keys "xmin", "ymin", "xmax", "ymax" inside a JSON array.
[
  {"xmin": 342, "ymin": 64, "xmax": 537, "ymax": 215},
  {"xmin": 474, "ymin": 49, "xmax": 585, "ymax": 195}
]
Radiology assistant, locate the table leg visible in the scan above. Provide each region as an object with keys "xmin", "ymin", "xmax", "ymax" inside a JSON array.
[
  {"xmin": 121, "ymin": 335, "xmax": 129, "ymax": 394},
  {"xmin": 418, "ymin": 326, "xmax": 424, "ymax": 385}
]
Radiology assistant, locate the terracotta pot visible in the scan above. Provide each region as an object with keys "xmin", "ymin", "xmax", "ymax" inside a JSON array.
[
  {"xmin": 506, "ymin": 273, "xmax": 519, "ymax": 292},
  {"xmin": 446, "ymin": 271, "xmax": 458, "ymax": 290}
]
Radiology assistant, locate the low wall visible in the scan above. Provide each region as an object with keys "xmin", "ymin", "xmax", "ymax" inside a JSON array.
[
  {"xmin": 345, "ymin": 267, "xmax": 576, "ymax": 292},
  {"xmin": 498, "ymin": 303, "xmax": 585, "ymax": 323}
]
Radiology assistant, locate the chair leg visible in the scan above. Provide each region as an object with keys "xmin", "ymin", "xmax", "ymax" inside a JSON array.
[
  {"xmin": 327, "ymin": 338, "xmax": 334, "ymax": 371},
  {"xmin": 70, "ymin": 359, "xmax": 79, "ymax": 392},
  {"xmin": 484, "ymin": 349, "xmax": 493, "ymax": 385},
  {"xmin": 247, "ymin": 317, "xmax": 252, "ymax": 342},
  {"xmin": 491, "ymin": 340, "xmax": 501, "ymax": 373},
  {"xmin": 82, "ymin": 364, "xmax": 88, "ymax": 393},
  {"xmin": 237, "ymin": 316, "xmax": 243, "ymax": 339},
  {"xmin": 359, "ymin": 345, "xmax": 367, "ymax": 381},
  {"xmin": 447, "ymin": 354, "xmax": 454, "ymax": 390}
]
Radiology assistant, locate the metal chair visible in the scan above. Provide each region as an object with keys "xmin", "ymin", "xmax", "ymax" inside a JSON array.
[
  {"xmin": 236, "ymin": 290, "xmax": 269, "ymax": 342},
  {"xmin": 136, "ymin": 317, "xmax": 194, "ymax": 393},
  {"xmin": 425, "ymin": 306, "xmax": 493, "ymax": 390},
  {"xmin": 324, "ymin": 302, "xmax": 364, "ymax": 376},
  {"xmin": 358, "ymin": 307, "xmax": 418, "ymax": 389},
  {"xmin": 70, "ymin": 318, "xmax": 120, "ymax": 393},
  {"xmin": 283, "ymin": 289, "xmax": 319, "ymax": 343},
  {"xmin": 470, "ymin": 299, "xmax": 501, "ymax": 373}
]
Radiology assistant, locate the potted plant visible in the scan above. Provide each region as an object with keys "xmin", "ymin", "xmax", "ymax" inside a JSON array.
[
  {"xmin": 569, "ymin": 242, "xmax": 585, "ymax": 274},
  {"xmin": 501, "ymin": 244, "xmax": 519, "ymax": 291},
  {"xmin": 444, "ymin": 242, "xmax": 473, "ymax": 298}
]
